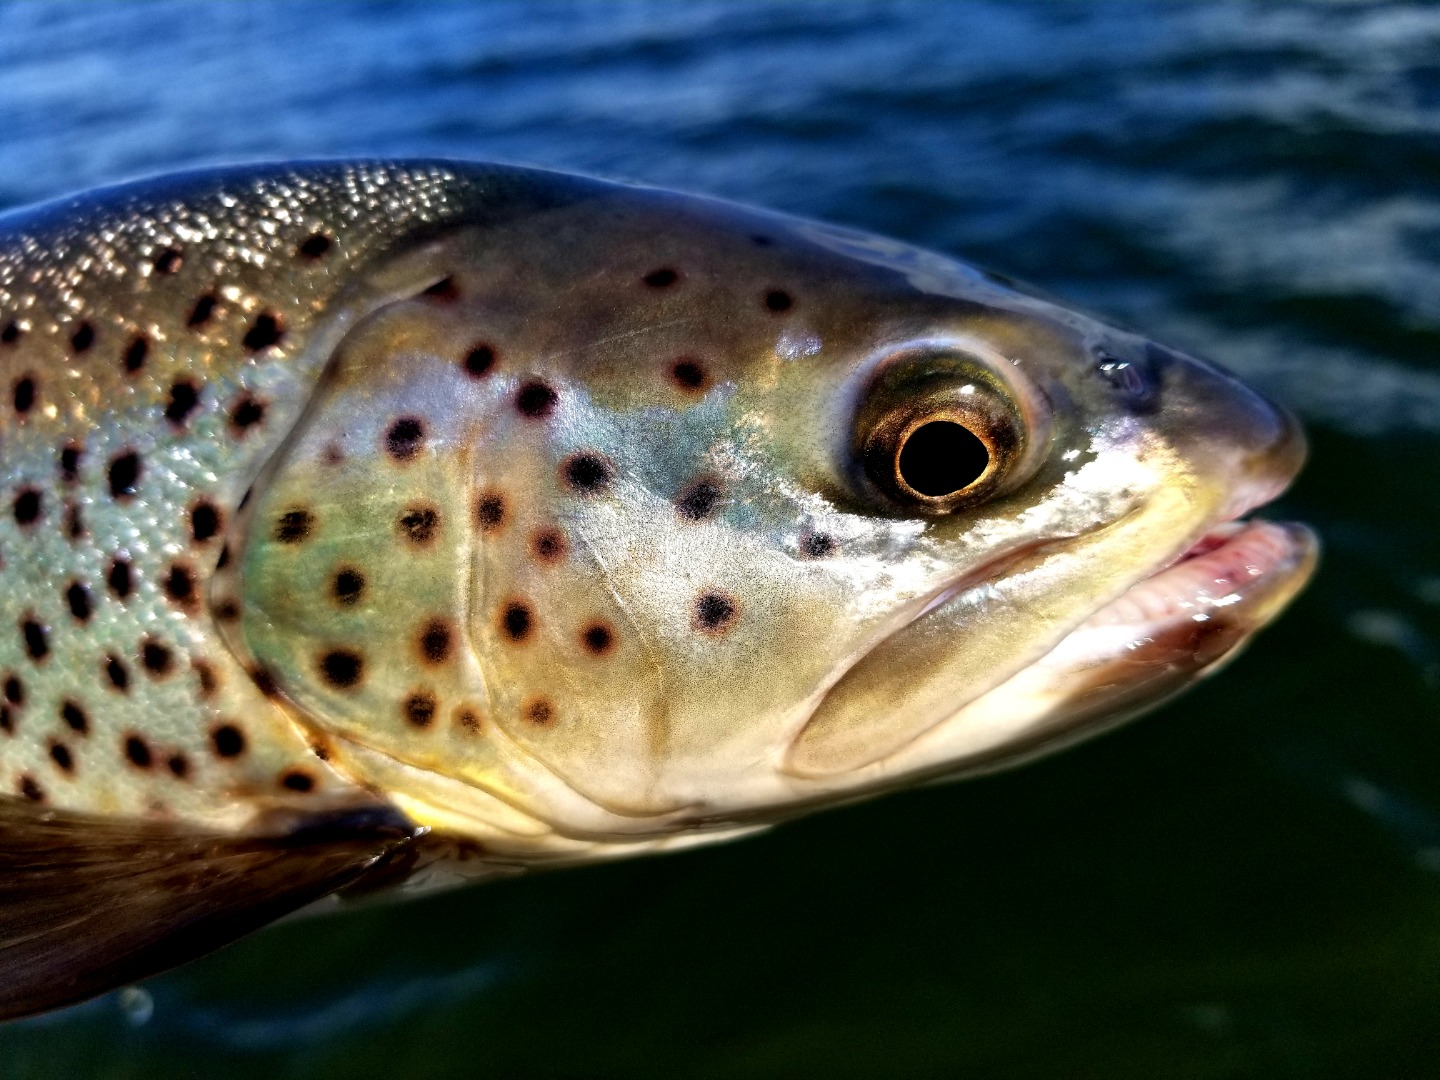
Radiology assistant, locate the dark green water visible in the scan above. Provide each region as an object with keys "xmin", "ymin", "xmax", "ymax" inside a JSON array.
[{"xmin": 2, "ymin": 3, "xmax": 1439, "ymax": 1076}]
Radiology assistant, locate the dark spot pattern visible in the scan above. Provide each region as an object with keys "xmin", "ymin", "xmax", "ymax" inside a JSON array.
[
  {"xmin": 5, "ymin": 676, "xmax": 24, "ymax": 705},
  {"xmin": 192, "ymin": 659, "xmax": 218, "ymax": 698},
  {"xmin": 281, "ymin": 770, "xmax": 315, "ymax": 792},
  {"xmin": 243, "ymin": 313, "xmax": 285, "ymax": 352},
  {"xmin": 454, "ymin": 707, "xmax": 482, "ymax": 734},
  {"xmin": 108, "ymin": 451, "xmax": 141, "ymax": 499},
  {"xmin": 125, "ymin": 735, "xmax": 153, "ymax": 768},
  {"xmin": 418, "ymin": 619, "xmax": 453, "ymax": 665},
  {"xmin": 403, "ymin": 690, "xmax": 437, "ymax": 728},
  {"xmin": 61, "ymin": 701, "xmax": 88, "ymax": 734},
  {"xmin": 582, "ymin": 622, "xmax": 615, "ymax": 656},
  {"xmin": 214, "ymin": 599, "xmax": 240, "ymax": 621},
  {"xmin": 63, "ymin": 502, "xmax": 84, "ymax": 541},
  {"xmin": 676, "ymin": 477, "xmax": 723, "ymax": 521},
  {"xmin": 106, "ymin": 654, "xmax": 129, "ymax": 692},
  {"xmin": 464, "ymin": 344, "xmax": 496, "ymax": 378},
  {"xmin": 476, "ymin": 493, "xmax": 506, "ymax": 532},
  {"xmin": 124, "ymin": 336, "xmax": 148, "ymax": 374},
  {"xmin": 13, "ymin": 489, "xmax": 40, "ymax": 526},
  {"xmin": 141, "ymin": 639, "xmax": 173, "ymax": 677},
  {"xmin": 21, "ymin": 619, "xmax": 48, "ymax": 661},
  {"xmin": 164, "ymin": 564, "xmax": 196, "ymax": 607},
  {"xmin": 19, "ymin": 776, "xmax": 43, "ymax": 802},
  {"xmin": 65, "ymin": 582, "xmax": 92, "ymax": 622},
  {"xmin": 187, "ymin": 294, "xmax": 217, "ymax": 328},
  {"xmin": 333, "ymin": 567, "xmax": 364, "ymax": 605},
  {"xmin": 154, "ymin": 248, "xmax": 183, "ymax": 274},
  {"xmin": 765, "ymin": 290, "xmax": 794, "ymax": 312},
  {"xmin": 801, "ymin": 531, "xmax": 837, "ymax": 559},
  {"xmin": 275, "ymin": 508, "xmax": 314, "ymax": 543},
  {"xmin": 107, "ymin": 558, "xmax": 133, "ymax": 599},
  {"xmin": 165, "ymin": 380, "xmax": 200, "ymax": 426},
  {"xmin": 516, "ymin": 380, "xmax": 558, "ymax": 418},
  {"xmin": 0, "ymin": 707, "xmax": 10, "ymax": 734},
  {"xmin": 230, "ymin": 395, "xmax": 266, "ymax": 433},
  {"xmin": 533, "ymin": 528, "xmax": 567, "ymax": 564},
  {"xmin": 13, "ymin": 376, "xmax": 34, "ymax": 414},
  {"xmin": 385, "ymin": 417, "xmax": 425, "ymax": 460},
  {"xmin": 212, "ymin": 724, "xmax": 246, "ymax": 758},
  {"xmin": 671, "ymin": 359, "xmax": 707, "ymax": 391},
  {"xmin": 563, "ymin": 453, "xmax": 613, "ymax": 494},
  {"xmin": 694, "ymin": 591, "xmax": 738, "ymax": 634},
  {"xmin": 70, "ymin": 322, "xmax": 95, "ymax": 353},
  {"xmin": 502, "ymin": 602, "xmax": 533, "ymax": 642},
  {"xmin": 0, "ymin": 321, "xmax": 19, "ymax": 344},
  {"xmin": 167, "ymin": 754, "xmax": 190, "ymax": 779},
  {"xmin": 319, "ymin": 649, "xmax": 364, "ymax": 689},
  {"xmin": 643, "ymin": 268, "xmax": 679, "ymax": 287},
  {"xmin": 191, "ymin": 502, "xmax": 220, "ymax": 543},
  {"xmin": 49, "ymin": 742, "xmax": 74, "ymax": 774},
  {"xmin": 299, "ymin": 232, "xmax": 332, "ymax": 259},
  {"xmin": 398, "ymin": 505, "xmax": 439, "ymax": 545},
  {"xmin": 525, "ymin": 697, "xmax": 555, "ymax": 726},
  {"xmin": 59, "ymin": 444, "xmax": 81, "ymax": 483}
]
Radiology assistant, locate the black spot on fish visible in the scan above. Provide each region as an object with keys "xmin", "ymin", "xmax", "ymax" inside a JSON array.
[
  {"xmin": 423, "ymin": 276, "xmax": 458, "ymax": 301},
  {"xmin": 167, "ymin": 754, "xmax": 190, "ymax": 779},
  {"xmin": 164, "ymin": 564, "xmax": 196, "ymax": 608},
  {"xmin": 65, "ymin": 582, "xmax": 92, "ymax": 622},
  {"xmin": 0, "ymin": 707, "xmax": 10, "ymax": 734},
  {"xmin": 5, "ymin": 676, "xmax": 24, "ymax": 705},
  {"xmin": 192, "ymin": 658, "xmax": 218, "ymax": 698},
  {"xmin": 229, "ymin": 395, "xmax": 266, "ymax": 434},
  {"xmin": 275, "ymin": 508, "xmax": 314, "ymax": 543},
  {"xmin": 21, "ymin": 618, "xmax": 48, "ymax": 661},
  {"xmin": 49, "ymin": 742, "xmax": 74, "ymax": 774},
  {"xmin": 106, "ymin": 654, "xmax": 129, "ymax": 692},
  {"xmin": 212, "ymin": 723, "xmax": 246, "ymax": 758},
  {"xmin": 61, "ymin": 701, "xmax": 88, "ymax": 735},
  {"xmin": 250, "ymin": 665, "xmax": 279, "ymax": 698},
  {"xmin": 70, "ymin": 322, "xmax": 95, "ymax": 353},
  {"xmin": 385, "ymin": 417, "xmax": 425, "ymax": 461},
  {"xmin": 214, "ymin": 598, "xmax": 241, "ymax": 622},
  {"xmin": 532, "ymin": 528, "xmax": 566, "ymax": 564},
  {"xmin": 501, "ymin": 601, "xmax": 533, "ymax": 642},
  {"xmin": 765, "ymin": 290, "xmax": 793, "ymax": 312},
  {"xmin": 454, "ymin": 706, "xmax": 482, "ymax": 734},
  {"xmin": 124, "ymin": 735, "xmax": 152, "ymax": 769},
  {"xmin": 403, "ymin": 690, "xmax": 437, "ymax": 728},
  {"xmin": 516, "ymin": 380, "xmax": 558, "ymax": 418},
  {"xmin": 801, "ymin": 531, "xmax": 837, "ymax": 559},
  {"xmin": 141, "ymin": 638, "xmax": 173, "ymax": 678},
  {"xmin": 13, "ymin": 376, "xmax": 34, "ymax": 414},
  {"xmin": 676, "ymin": 476, "xmax": 723, "ymax": 521},
  {"xmin": 333, "ymin": 567, "xmax": 364, "ymax": 605},
  {"xmin": 187, "ymin": 294, "xmax": 217, "ymax": 328},
  {"xmin": 417, "ymin": 619, "xmax": 453, "ymax": 665},
  {"xmin": 476, "ymin": 492, "xmax": 506, "ymax": 532},
  {"xmin": 582, "ymin": 622, "xmax": 615, "ymax": 656},
  {"xmin": 298, "ymin": 232, "xmax": 332, "ymax": 259},
  {"xmin": 108, "ymin": 451, "xmax": 141, "ymax": 499},
  {"xmin": 191, "ymin": 501, "xmax": 220, "ymax": 543},
  {"xmin": 165, "ymin": 380, "xmax": 201, "ymax": 426},
  {"xmin": 563, "ymin": 453, "xmax": 613, "ymax": 494},
  {"xmin": 63, "ymin": 502, "xmax": 84, "ymax": 541},
  {"xmin": 13, "ymin": 489, "xmax": 41, "ymax": 526},
  {"xmin": 694, "ymin": 591, "xmax": 738, "ymax": 634},
  {"xmin": 524, "ymin": 697, "xmax": 555, "ymax": 727},
  {"xmin": 59, "ymin": 443, "xmax": 82, "ymax": 483},
  {"xmin": 671, "ymin": 359, "xmax": 708, "ymax": 392},
  {"xmin": 643, "ymin": 267, "xmax": 679, "ymax": 288},
  {"xmin": 1, "ymin": 320, "xmax": 21, "ymax": 344},
  {"xmin": 319, "ymin": 649, "xmax": 364, "ymax": 689},
  {"xmin": 398, "ymin": 505, "xmax": 439, "ymax": 546},
  {"xmin": 464, "ymin": 344, "xmax": 496, "ymax": 378},
  {"xmin": 243, "ymin": 312, "xmax": 284, "ymax": 352},
  {"xmin": 281, "ymin": 770, "xmax": 315, "ymax": 792},
  {"xmin": 107, "ymin": 558, "xmax": 133, "ymax": 599},
  {"xmin": 19, "ymin": 776, "xmax": 43, "ymax": 802},
  {"xmin": 124, "ymin": 336, "xmax": 148, "ymax": 374},
  {"xmin": 153, "ymin": 247, "xmax": 183, "ymax": 274}
]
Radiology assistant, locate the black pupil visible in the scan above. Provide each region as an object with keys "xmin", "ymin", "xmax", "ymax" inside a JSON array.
[{"xmin": 897, "ymin": 420, "xmax": 990, "ymax": 497}]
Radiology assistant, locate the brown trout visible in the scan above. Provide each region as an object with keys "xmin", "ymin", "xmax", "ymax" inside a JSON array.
[{"xmin": 0, "ymin": 161, "xmax": 1315, "ymax": 1019}]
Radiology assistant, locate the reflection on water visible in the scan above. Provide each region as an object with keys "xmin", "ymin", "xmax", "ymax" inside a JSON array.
[{"xmin": 2, "ymin": 3, "xmax": 1440, "ymax": 1077}]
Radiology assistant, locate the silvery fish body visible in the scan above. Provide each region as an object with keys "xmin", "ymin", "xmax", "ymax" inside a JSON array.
[{"xmin": 0, "ymin": 161, "xmax": 1315, "ymax": 1018}]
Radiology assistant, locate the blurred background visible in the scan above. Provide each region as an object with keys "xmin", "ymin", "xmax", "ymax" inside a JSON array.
[{"xmin": 2, "ymin": 2, "xmax": 1439, "ymax": 1077}]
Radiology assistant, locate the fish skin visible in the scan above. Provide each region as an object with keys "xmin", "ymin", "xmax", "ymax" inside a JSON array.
[{"xmin": 0, "ymin": 160, "xmax": 1313, "ymax": 877}]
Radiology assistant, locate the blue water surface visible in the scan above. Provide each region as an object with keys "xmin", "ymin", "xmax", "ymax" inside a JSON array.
[{"xmin": 2, "ymin": 3, "xmax": 1440, "ymax": 1077}]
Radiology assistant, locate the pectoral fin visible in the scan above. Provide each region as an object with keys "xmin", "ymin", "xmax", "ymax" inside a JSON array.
[{"xmin": 0, "ymin": 797, "xmax": 415, "ymax": 1022}]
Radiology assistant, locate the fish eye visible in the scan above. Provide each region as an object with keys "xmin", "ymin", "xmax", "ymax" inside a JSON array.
[{"xmin": 855, "ymin": 348, "xmax": 1034, "ymax": 514}]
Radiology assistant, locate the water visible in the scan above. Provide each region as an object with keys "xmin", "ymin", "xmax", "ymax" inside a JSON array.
[{"xmin": 2, "ymin": 2, "xmax": 1439, "ymax": 1076}]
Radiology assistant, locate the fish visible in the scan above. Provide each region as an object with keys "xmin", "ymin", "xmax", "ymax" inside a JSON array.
[{"xmin": 0, "ymin": 160, "xmax": 1315, "ymax": 1020}]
